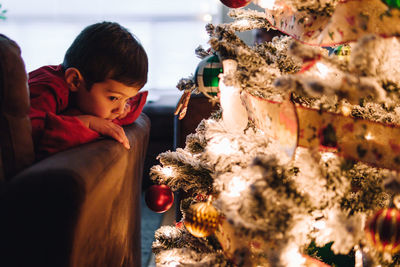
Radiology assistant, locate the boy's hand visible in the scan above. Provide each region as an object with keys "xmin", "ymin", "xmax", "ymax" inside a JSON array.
[{"xmin": 76, "ymin": 115, "xmax": 130, "ymax": 149}]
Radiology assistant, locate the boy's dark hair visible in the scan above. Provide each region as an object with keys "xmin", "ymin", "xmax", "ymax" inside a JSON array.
[{"xmin": 62, "ymin": 21, "xmax": 148, "ymax": 90}]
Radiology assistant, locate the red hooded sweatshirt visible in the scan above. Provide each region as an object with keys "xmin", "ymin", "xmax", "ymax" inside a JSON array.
[{"xmin": 28, "ymin": 65, "xmax": 148, "ymax": 160}]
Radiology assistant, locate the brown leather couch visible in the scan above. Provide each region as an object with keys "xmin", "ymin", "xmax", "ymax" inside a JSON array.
[{"xmin": 0, "ymin": 34, "xmax": 150, "ymax": 267}]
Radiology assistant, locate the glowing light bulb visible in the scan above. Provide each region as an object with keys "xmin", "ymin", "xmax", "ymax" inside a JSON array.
[
  {"xmin": 341, "ymin": 105, "xmax": 351, "ymax": 116},
  {"xmin": 164, "ymin": 257, "xmax": 179, "ymax": 267},
  {"xmin": 162, "ymin": 167, "xmax": 174, "ymax": 177},
  {"xmin": 255, "ymin": 0, "xmax": 277, "ymax": 9},
  {"xmin": 321, "ymin": 152, "xmax": 336, "ymax": 162},
  {"xmin": 227, "ymin": 176, "xmax": 247, "ymax": 197},
  {"xmin": 315, "ymin": 62, "xmax": 329, "ymax": 78},
  {"xmin": 202, "ymin": 14, "xmax": 212, "ymax": 22},
  {"xmin": 283, "ymin": 244, "xmax": 306, "ymax": 267},
  {"xmin": 209, "ymin": 138, "xmax": 237, "ymax": 155},
  {"xmin": 365, "ymin": 132, "xmax": 373, "ymax": 140},
  {"xmin": 355, "ymin": 248, "xmax": 362, "ymax": 267},
  {"xmin": 313, "ymin": 220, "xmax": 326, "ymax": 230},
  {"xmin": 235, "ymin": 19, "xmax": 250, "ymax": 27}
]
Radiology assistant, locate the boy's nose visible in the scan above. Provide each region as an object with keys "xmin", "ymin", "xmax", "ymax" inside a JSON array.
[{"xmin": 113, "ymin": 104, "xmax": 125, "ymax": 114}]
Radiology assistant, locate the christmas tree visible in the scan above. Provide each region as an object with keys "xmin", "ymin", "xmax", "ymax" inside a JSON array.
[{"xmin": 147, "ymin": 0, "xmax": 400, "ymax": 266}]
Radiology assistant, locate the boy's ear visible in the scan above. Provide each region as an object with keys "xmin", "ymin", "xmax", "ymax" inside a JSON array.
[{"xmin": 65, "ymin": 68, "xmax": 84, "ymax": 92}]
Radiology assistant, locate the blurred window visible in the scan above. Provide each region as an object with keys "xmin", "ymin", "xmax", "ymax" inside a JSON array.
[{"xmin": 0, "ymin": 0, "xmax": 221, "ymax": 91}]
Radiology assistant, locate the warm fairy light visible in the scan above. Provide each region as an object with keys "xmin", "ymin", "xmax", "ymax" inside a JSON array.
[
  {"xmin": 255, "ymin": 0, "xmax": 277, "ymax": 9},
  {"xmin": 209, "ymin": 138, "xmax": 237, "ymax": 155},
  {"xmin": 235, "ymin": 19, "xmax": 250, "ymax": 27},
  {"xmin": 365, "ymin": 132, "xmax": 373, "ymax": 140},
  {"xmin": 202, "ymin": 14, "xmax": 213, "ymax": 22},
  {"xmin": 355, "ymin": 248, "xmax": 362, "ymax": 267},
  {"xmin": 321, "ymin": 152, "xmax": 336, "ymax": 162},
  {"xmin": 341, "ymin": 105, "xmax": 351, "ymax": 116},
  {"xmin": 162, "ymin": 166, "xmax": 174, "ymax": 177},
  {"xmin": 283, "ymin": 244, "xmax": 306, "ymax": 267},
  {"xmin": 227, "ymin": 176, "xmax": 247, "ymax": 197},
  {"xmin": 313, "ymin": 220, "xmax": 326, "ymax": 230},
  {"xmin": 315, "ymin": 62, "xmax": 329, "ymax": 78},
  {"xmin": 163, "ymin": 257, "xmax": 179, "ymax": 267}
]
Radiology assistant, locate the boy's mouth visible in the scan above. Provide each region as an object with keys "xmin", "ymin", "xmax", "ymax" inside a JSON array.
[{"xmin": 107, "ymin": 116, "xmax": 118, "ymax": 121}]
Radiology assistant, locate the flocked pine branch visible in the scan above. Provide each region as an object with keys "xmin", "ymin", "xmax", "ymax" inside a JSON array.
[
  {"xmin": 206, "ymin": 23, "xmax": 302, "ymax": 100},
  {"xmin": 150, "ymin": 148, "xmax": 214, "ymax": 194},
  {"xmin": 152, "ymin": 224, "xmax": 229, "ymax": 267},
  {"xmin": 176, "ymin": 77, "xmax": 196, "ymax": 92},
  {"xmin": 253, "ymin": 0, "xmax": 339, "ymax": 16},
  {"xmin": 227, "ymin": 9, "xmax": 273, "ymax": 32},
  {"xmin": 275, "ymin": 34, "xmax": 400, "ymax": 121},
  {"xmin": 194, "ymin": 45, "xmax": 211, "ymax": 59},
  {"xmin": 340, "ymin": 163, "xmax": 390, "ymax": 213},
  {"xmin": 154, "ymin": 248, "xmax": 230, "ymax": 267},
  {"xmin": 152, "ymin": 225, "xmax": 221, "ymax": 254}
]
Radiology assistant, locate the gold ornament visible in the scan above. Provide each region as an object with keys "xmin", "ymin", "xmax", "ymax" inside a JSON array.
[{"xmin": 184, "ymin": 201, "xmax": 220, "ymax": 237}]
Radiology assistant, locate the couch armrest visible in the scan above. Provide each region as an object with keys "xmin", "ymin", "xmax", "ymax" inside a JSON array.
[{"xmin": 0, "ymin": 113, "xmax": 150, "ymax": 267}]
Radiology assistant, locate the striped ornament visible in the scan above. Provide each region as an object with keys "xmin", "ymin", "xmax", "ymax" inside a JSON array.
[
  {"xmin": 383, "ymin": 0, "xmax": 400, "ymax": 9},
  {"xmin": 184, "ymin": 201, "xmax": 220, "ymax": 238},
  {"xmin": 365, "ymin": 208, "xmax": 400, "ymax": 253},
  {"xmin": 194, "ymin": 54, "xmax": 223, "ymax": 97}
]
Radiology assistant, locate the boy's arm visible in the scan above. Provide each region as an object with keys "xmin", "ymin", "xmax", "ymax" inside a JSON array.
[
  {"xmin": 113, "ymin": 91, "xmax": 148, "ymax": 126},
  {"xmin": 37, "ymin": 112, "xmax": 100, "ymax": 157},
  {"xmin": 29, "ymin": 85, "xmax": 100, "ymax": 158}
]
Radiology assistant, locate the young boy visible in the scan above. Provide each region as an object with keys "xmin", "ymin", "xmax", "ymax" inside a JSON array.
[{"xmin": 29, "ymin": 21, "xmax": 148, "ymax": 159}]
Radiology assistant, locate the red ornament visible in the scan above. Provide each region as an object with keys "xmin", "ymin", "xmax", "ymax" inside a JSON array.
[
  {"xmin": 220, "ymin": 0, "xmax": 252, "ymax": 8},
  {"xmin": 145, "ymin": 185, "xmax": 174, "ymax": 213},
  {"xmin": 365, "ymin": 208, "xmax": 400, "ymax": 253}
]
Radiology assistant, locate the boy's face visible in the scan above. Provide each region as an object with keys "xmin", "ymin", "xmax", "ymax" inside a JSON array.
[{"xmin": 75, "ymin": 79, "xmax": 140, "ymax": 120}]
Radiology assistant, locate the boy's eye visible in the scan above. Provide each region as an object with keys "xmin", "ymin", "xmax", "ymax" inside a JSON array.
[{"xmin": 109, "ymin": 96, "xmax": 119, "ymax": 101}]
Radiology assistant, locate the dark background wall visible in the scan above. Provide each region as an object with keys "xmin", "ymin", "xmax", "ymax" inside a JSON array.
[{"xmin": 142, "ymin": 94, "xmax": 178, "ymax": 191}]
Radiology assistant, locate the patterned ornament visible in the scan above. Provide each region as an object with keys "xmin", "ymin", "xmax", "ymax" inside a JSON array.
[
  {"xmin": 194, "ymin": 53, "xmax": 223, "ymax": 98},
  {"xmin": 220, "ymin": 0, "xmax": 252, "ymax": 8},
  {"xmin": 365, "ymin": 208, "xmax": 400, "ymax": 253},
  {"xmin": 184, "ymin": 201, "xmax": 220, "ymax": 237},
  {"xmin": 260, "ymin": 0, "xmax": 400, "ymax": 46},
  {"xmin": 241, "ymin": 90, "xmax": 400, "ymax": 172},
  {"xmin": 145, "ymin": 184, "xmax": 174, "ymax": 213},
  {"xmin": 383, "ymin": 0, "xmax": 400, "ymax": 9}
]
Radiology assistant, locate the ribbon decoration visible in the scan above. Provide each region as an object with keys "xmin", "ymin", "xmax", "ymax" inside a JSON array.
[
  {"xmin": 256, "ymin": 0, "xmax": 400, "ymax": 46},
  {"xmin": 242, "ymin": 92, "xmax": 298, "ymax": 163},
  {"xmin": 241, "ymin": 91, "xmax": 400, "ymax": 171},
  {"xmin": 174, "ymin": 90, "xmax": 192, "ymax": 120}
]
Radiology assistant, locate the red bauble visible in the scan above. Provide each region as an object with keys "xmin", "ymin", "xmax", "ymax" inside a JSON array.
[
  {"xmin": 220, "ymin": 0, "xmax": 252, "ymax": 8},
  {"xmin": 365, "ymin": 208, "xmax": 400, "ymax": 253},
  {"xmin": 145, "ymin": 185, "xmax": 174, "ymax": 213}
]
